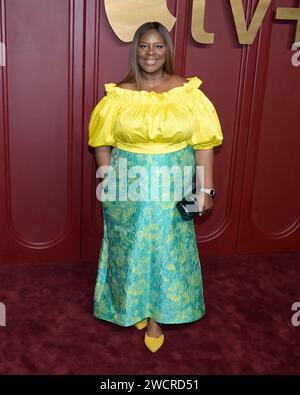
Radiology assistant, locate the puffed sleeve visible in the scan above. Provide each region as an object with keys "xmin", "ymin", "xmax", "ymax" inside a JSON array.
[
  {"xmin": 187, "ymin": 88, "xmax": 223, "ymax": 150},
  {"xmin": 88, "ymin": 90, "xmax": 119, "ymax": 148}
]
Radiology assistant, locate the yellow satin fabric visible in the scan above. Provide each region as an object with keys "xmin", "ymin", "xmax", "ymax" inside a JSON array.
[{"xmin": 88, "ymin": 76, "xmax": 223, "ymax": 153}]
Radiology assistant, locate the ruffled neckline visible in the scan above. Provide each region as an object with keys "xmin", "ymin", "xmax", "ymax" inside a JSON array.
[{"xmin": 104, "ymin": 76, "xmax": 202, "ymax": 102}]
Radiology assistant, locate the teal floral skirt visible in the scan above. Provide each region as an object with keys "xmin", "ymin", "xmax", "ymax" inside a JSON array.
[{"xmin": 93, "ymin": 145, "xmax": 205, "ymax": 327}]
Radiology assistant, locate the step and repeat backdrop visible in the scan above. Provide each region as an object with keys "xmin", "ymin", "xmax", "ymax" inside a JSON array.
[{"xmin": 0, "ymin": 0, "xmax": 299, "ymax": 263}]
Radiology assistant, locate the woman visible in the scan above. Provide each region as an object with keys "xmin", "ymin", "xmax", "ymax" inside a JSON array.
[{"xmin": 88, "ymin": 21, "xmax": 223, "ymax": 353}]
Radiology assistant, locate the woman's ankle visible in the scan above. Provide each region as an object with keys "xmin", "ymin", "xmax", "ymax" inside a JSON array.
[{"xmin": 148, "ymin": 318, "xmax": 161, "ymax": 327}]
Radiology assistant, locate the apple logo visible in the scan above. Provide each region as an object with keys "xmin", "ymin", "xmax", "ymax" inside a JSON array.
[{"xmin": 104, "ymin": 0, "xmax": 176, "ymax": 42}]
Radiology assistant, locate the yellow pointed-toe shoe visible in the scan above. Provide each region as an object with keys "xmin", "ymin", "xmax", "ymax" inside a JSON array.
[
  {"xmin": 144, "ymin": 331, "xmax": 164, "ymax": 353},
  {"xmin": 134, "ymin": 318, "xmax": 148, "ymax": 330}
]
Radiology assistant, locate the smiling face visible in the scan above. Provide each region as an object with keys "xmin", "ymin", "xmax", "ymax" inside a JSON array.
[{"xmin": 137, "ymin": 29, "xmax": 167, "ymax": 74}]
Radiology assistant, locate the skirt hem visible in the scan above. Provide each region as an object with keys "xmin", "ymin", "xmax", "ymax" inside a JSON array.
[{"xmin": 93, "ymin": 311, "xmax": 205, "ymax": 328}]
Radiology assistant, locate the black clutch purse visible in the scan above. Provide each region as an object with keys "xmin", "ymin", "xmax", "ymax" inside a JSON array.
[{"xmin": 176, "ymin": 188, "xmax": 201, "ymax": 221}]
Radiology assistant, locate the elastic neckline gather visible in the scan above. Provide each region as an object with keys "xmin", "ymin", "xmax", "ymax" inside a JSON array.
[{"xmin": 104, "ymin": 76, "xmax": 202, "ymax": 98}]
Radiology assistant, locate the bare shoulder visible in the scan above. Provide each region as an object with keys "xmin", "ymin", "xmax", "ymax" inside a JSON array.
[
  {"xmin": 116, "ymin": 81, "xmax": 136, "ymax": 90},
  {"xmin": 168, "ymin": 74, "xmax": 189, "ymax": 87}
]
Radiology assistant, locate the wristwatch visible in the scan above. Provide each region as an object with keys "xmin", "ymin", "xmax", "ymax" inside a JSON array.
[{"xmin": 198, "ymin": 188, "xmax": 216, "ymax": 198}]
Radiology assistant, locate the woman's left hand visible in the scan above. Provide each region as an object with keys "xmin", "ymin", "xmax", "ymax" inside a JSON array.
[{"xmin": 195, "ymin": 192, "xmax": 214, "ymax": 216}]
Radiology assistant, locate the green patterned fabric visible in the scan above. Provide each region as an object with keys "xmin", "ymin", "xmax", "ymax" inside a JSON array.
[{"xmin": 93, "ymin": 145, "xmax": 205, "ymax": 326}]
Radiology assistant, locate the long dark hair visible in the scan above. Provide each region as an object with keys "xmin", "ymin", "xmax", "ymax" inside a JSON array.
[{"xmin": 118, "ymin": 21, "xmax": 174, "ymax": 90}]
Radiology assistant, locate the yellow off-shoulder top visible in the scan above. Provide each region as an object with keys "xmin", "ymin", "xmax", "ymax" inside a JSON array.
[{"xmin": 88, "ymin": 76, "xmax": 223, "ymax": 154}]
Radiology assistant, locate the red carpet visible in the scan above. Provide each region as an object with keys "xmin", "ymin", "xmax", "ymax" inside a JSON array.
[{"xmin": 0, "ymin": 253, "xmax": 300, "ymax": 374}]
